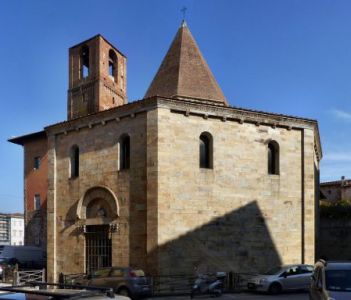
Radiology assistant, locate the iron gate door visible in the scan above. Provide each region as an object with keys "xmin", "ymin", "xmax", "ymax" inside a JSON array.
[{"xmin": 85, "ymin": 225, "xmax": 112, "ymax": 274}]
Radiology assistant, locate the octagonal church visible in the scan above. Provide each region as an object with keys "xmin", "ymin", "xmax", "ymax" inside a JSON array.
[{"xmin": 9, "ymin": 22, "xmax": 322, "ymax": 282}]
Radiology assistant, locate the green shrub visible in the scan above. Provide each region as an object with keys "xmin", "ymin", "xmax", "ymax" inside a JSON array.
[{"xmin": 320, "ymin": 200, "xmax": 351, "ymax": 219}]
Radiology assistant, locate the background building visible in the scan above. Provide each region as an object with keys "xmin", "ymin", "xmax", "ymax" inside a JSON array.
[
  {"xmin": 0, "ymin": 213, "xmax": 24, "ymax": 246},
  {"xmin": 320, "ymin": 176, "xmax": 351, "ymax": 203},
  {"xmin": 10, "ymin": 214, "xmax": 24, "ymax": 246},
  {"xmin": 0, "ymin": 214, "xmax": 10, "ymax": 245}
]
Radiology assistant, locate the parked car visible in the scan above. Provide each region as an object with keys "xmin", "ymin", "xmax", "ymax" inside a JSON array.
[
  {"xmin": 0, "ymin": 282, "xmax": 130, "ymax": 300},
  {"xmin": 76, "ymin": 267, "xmax": 151, "ymax": 299},
  {"xmin": 0, "ymin": 245, "xmax": 46, "ymax": 269},
  {"xmin": 247, "ymin": 264, "xmax": 314, "ymax": 294},
  {"xmin": 309, "ymin": 260, "xmax": 351, "ymax": 300}
]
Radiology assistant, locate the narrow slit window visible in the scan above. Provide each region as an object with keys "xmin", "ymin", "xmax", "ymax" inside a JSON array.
[
  {"xmin": 119, "ymin": 135, "xmax": 130, "ymax": 170},
  {"xmin": 34, "ymin": 156, "xmax": 41, "ymax": 169},
  {"xmin": 199, "ymin": 132, "xmax": 213, "ymax": 169},
  {"xmin": 34, "ymin": 194, "xmax": 41, "ymax": 210},
  {"xmin": 70, "ymin": 145, "xmax": 80, "ymax": 178},
  {"xmin": 268, "ymin": 141, "xmax": 279, "ymax": 175}
]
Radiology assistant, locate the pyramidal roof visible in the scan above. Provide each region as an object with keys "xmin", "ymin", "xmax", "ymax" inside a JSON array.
[{"xmin": 144, "ymin": 21, "xmax": 228, "ymax": 105}]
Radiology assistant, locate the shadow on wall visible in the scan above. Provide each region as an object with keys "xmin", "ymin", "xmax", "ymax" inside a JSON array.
[
  {"xmin": 26, "ymin": 206, "xmax": 47, "ymax": 249},
  {"xmin": 150, "ymin": 201, "xmax": 282, "ymax": 276},
  {"xmin": 319, "ymin": 217, "xmax": 351, "ymax": 261}
]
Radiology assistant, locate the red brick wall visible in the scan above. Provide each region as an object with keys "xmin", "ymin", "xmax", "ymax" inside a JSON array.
[
  {"xmin": 67, "ymin": 35, "xmax": 127, "ymax": 119},
  {"xmin": 24, "ymin": 136, "xmax": 48, "ymax": 248}
]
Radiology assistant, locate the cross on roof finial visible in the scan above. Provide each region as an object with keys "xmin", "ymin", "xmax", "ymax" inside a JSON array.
[
  {"xmin": 181, "ymin": 6, "xmax": 187, "ymax": 21},
  {"xmin": 181, "ymin": 6, "xmax": 187, "ymax": 27}
]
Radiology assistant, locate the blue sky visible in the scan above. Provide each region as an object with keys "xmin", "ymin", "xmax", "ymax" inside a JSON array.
[{"xmin": 1, "ymin": 0, "xmax": 351, "ymax": 212}]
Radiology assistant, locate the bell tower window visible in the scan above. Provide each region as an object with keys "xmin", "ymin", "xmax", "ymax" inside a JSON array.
[
  {"xmin": 108, "ymin": 50, "xmax": 117, "ymax": 82},
  {"xmin": 81, "ymin": 45, "xmax": 90, "ymax": 78}
]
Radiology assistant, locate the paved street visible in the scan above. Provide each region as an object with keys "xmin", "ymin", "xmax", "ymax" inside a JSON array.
[{"xmin": 149, "ymin": 292, "xmax": 309, "ymax": 300}]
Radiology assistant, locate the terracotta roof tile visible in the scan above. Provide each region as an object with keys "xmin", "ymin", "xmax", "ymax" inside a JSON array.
[{"xmin": 145, "ymin": 22, "xmax": 228, "ymax": 105}]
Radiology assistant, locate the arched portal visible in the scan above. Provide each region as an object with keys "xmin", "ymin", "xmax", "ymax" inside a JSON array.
[{"xmin": 76, "ymin": 186, "xmax": 119, "ymax": 274}]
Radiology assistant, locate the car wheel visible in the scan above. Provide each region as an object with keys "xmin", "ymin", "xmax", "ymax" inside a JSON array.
[
  {"xmin": 268, "ymin": 282, "xmax": 282, "ymax": 295},
  {"xmin": 118, "ymin": 287, "xmax": 131, "ymax": 298}
]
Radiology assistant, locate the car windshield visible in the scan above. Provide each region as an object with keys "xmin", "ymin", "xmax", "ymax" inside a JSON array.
[
  {"xmin": 0, "ymin": 257, "xmax": 9, "ymax": 263},
  {"xmin": 263, "ymin": 266, "xmax": 283, "ymax": 275},
  {"xmin": 0, "ymin": 293, "xmax": 49, "ymax": 300},
  {"xmin": 326, "ymin": 270, "xmax": 351, "ymax": 292},
  {"xmin": 132, "ymin": 269, "xmax": 145, "ymax": 277},
  {"xmin": 92, "ymin": 268, "xmax": 110, "ymax": 278}
]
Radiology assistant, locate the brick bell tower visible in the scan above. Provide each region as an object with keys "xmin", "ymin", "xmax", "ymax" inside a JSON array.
[{"xmin": 67, "ymin": 35, "xmax": 127, "ymax": 120}]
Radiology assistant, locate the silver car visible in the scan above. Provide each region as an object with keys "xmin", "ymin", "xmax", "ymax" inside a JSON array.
[
  {"xmin": 247, "ymin": 264, "xmax": 314, "ymax": 294},
  {"xmin": 77, "ymin": 267, "xmax": 151, "ymax": 299},
  {"xmin": 310, "ymin": 260, "xmax": 351, "ymax": 300}
]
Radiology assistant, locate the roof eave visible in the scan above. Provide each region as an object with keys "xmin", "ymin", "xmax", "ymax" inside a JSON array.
[{"xmin": 8, "ymin": 130, "xmax": 46, "ymax": 146}]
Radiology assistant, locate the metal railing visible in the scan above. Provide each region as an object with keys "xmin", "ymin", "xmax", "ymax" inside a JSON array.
[
  {"xmin": 61, "ymin": 273, "xmax": 86, "ymax": 285},
  {"xmin": 150, "ymin": 274, "xmax": 194, "ymax": 295},
  {"xmin": 59, "ymin": 271, "xmax": 252, "ymax": 296},
  {"xmin": 13, "ymin": 268, "xmax": 46, "ymax": 285},
  {"xmin": 150, "ymin": 272, "xmax": 250, "ymax": 295}
]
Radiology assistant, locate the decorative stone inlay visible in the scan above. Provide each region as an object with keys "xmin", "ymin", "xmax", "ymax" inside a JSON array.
[{"xmin": 76, "ymin": 186, "xmax": 119, "ymax": 220}]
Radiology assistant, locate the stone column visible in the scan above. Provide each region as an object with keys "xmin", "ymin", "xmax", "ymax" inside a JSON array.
[
  {"xmin": 146, "ymin": 108, "xmax": 159, "ymax": 275},
  {"xmin": 303, "ymin": 128, "xmax": 316, "ymax": 264},
  {"xmin": 46, "ymin": 134, "xmax": 57, "ymax": 282}
]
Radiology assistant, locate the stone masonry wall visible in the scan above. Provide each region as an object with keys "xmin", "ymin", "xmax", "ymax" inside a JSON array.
[
  {"xmin": 47, "ymin": 112, "xmax": 147, "ymax": 282},
  {"xmin": 154, "ymin": 107, "xmax": 317, "ymax": 275}
]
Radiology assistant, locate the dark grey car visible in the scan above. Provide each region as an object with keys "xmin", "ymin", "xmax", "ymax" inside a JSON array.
[
  {"xmin": 310, "ymin": 260, "xmax": 351, "ymax": 300},
  {"xmin": 77, "ymin": 267, "xmax": 151, "ymax": 299}
]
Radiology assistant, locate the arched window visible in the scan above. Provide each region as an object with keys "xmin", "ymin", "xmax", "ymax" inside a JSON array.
[
  {"xmin": 81, "ymin": 45, "xmax": 90, "ymax": 78},
  {"xmin": 199, "ymin": 132, "xmax": 213, "ymax": 169},
  {"xmin": 70, "ymin": 145, "xmax": 79, "ymax": 178},
  {"xmin": 268, "ymin": 141, "xmax": 279, "ymax": 175},
  {"xmin": 119, "ymin": 135, "xmax": 130, "ymax": 170},
  {"xmin": 108, "ymin": 50, "xmax": 117, "ymax": 81}
]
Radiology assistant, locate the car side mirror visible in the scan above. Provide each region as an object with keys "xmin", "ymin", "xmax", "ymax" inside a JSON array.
[{"xmin": 283, "ymin": 272, "xmax": 287, "ymax": 278}]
